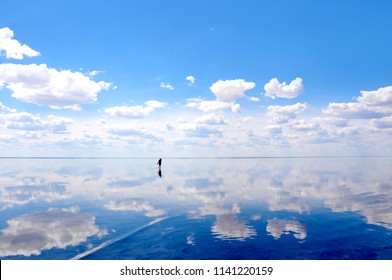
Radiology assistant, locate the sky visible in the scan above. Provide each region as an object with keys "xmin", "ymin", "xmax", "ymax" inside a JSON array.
[{"xmin": 0, "ymin": 0, "xmax": 391, "ymax": 157}]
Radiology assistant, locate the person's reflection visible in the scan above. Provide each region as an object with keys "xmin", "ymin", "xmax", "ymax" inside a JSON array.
[{"xmin": 157, "ymin": 158, "xmax": 162, "ymax": 177}]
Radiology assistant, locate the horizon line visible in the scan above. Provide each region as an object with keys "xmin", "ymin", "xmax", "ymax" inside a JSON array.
[{"xmin": 0, "ymin": 155, "xmax": 391, "ymax": 159}]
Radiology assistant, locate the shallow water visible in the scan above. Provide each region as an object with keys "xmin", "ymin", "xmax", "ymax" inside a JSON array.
[{"xmin": 0, "ymin": 157, "xmax": 391, "ymax": 259}]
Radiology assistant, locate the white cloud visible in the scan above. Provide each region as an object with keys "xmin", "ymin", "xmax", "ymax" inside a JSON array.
[
  {"xmin": 323, "ymin": 85, "xmax": 392, "ymax": 119},
  {"xmin": 177, "ymin": 117, "xmax": 187, "ymax": 123},
  {"xmin": 267, "ymin": 125, "xmax": 283, "ymax": 135},
  {"xmin": 196, "ymin": 112, "xmax": 227, "ymax": 125},
  {"xmin": 357, "ymin": 85, "xmax": 392, "ymax": 106},
  {"xmin": 105, "ymin": 105, "xmax": 154, "ymax": 118},
  {"xmin": 0, "ymin": 207, "xmax": 105, "ymax": 257},
  {"xmin": 322, "ymin": 102, "xmax": 390, "ymax": 119},
  {"xmin": 96, "ymin": 118, "xmax": 107, "ymax": 125},
  {"xmin": 0, "ymin": 112, "xmax": 73, "ymax": 133},
  {"xmin": 160, "ymin": 82, "xmax": 174, "ymax": 90},
  {"xmin": 373, "ymin": 116, "xmax": 392, "ymax": 129},
  {"xmin": 247, "ymin": 96, "xmax": 260, "ymax": 102},
  {"xmin": 0, "ymin": 27, "xmax": 40, "ymax": 60},
  {"xmin": 210, "ymin": 79, "xmax": 256, "ymax": 103},
  {"xmin": 0, "ymin": 63, "xmax": 111, "ymax": 110},
  {"xmin": 47, "ymin": 115, "xmax": 74, "ymax": 133},
  {"xmin": 231, "ymin": 103, "xmax": 241, "ymax": 113},
  {"xmin": 182, "ymin": 124, "xmax": 223, "ymax": 138},
  {"xmin": 186, "ymin": 75, "xmax": 196, "ymax": 85},
  {"xmin": 264, "ymin": 77, "xmax": 304, "ymax": 99},
  {"xmin": 166, "ymin": 121, "xmax": 174, "ymax": 131},
  {"xmin": 145, "ymin": 100, "xmax": 167, "ymax": 108},
  {"xmin": 105, "ymin": 198, "xmax": 165, "ymax": 217},
  {"xmin": 266, "ymin": 103, "xmax": 308, "ymax": 123},
  {"xmin": 185, "ymin": 79, "xmax": 255, "ymax": 115},
  {"xmin": 105, "ymin": 100, "xmax": 166, "ymax": 118},
  {"xmin": 186, "ymin": 98, "xmax": 231, "ymax": 113},
  {"xmin": 87, "ymin": 70, "xmax": 103, "ymax": 77},
  {"xmin": 107, "ymin": 127, "xmax": 160, "ymax": 141},
  {"xmin": 291, "ymin": 119, "xmax": 321, "ymax": 131}
]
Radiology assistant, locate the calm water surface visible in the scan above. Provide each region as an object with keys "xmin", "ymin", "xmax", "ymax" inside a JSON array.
[{"xmin": 0, "ymin": 157, "xmax": 391, "ymax": 259}]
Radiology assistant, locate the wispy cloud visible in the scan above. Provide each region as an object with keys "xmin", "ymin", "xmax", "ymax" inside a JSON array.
[
  {"xmin": 160, "ymin": 82, "xmax": 174, "ymax": 90},
  {"xmin": 186, "ymin": 75, "xmax": 196, "ymax": 86}
]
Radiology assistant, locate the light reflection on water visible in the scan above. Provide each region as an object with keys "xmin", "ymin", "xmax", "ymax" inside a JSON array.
[{"xmin": 0, "ymin": 157, "xmax": 391, "ymax": 259}]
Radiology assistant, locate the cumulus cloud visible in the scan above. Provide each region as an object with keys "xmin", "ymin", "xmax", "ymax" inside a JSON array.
[
  {"xmin": 291, "ymin": 119, "xmax": 321, "ymax": 131},
  {"xmin": 357, "ymin": 85, "xmax": 392, "ymax": 106},
  {"xmin": 186, "ymin": 75, "xmax": 196, "ymax": 86},
  {"xmin": 373, "ymin": 116, "xmax": 392, "ymax": 129},
  {"xmin": 145, "ymin": 100, "xmax": 167, "ymax": 108},
  {"xmin": 186, "ymin": 98, "xmax": 232, "ymax": 113},
  {"xmin": 196, "ymin": 112, "xmax": 227, "ymax": 125},
  {"xmin": 0, "ymin": 207, "xmax": 105, "ymax": 257},
  {"xmin": 160, "ymin": 82, "xmax": 174, "ymax": 90},
  {"xmin": 0, "ymin": 112, "xmax": 73, "ymax": 133},
  {"xmin": 105, "ymin": 105, "xmax": 154, "ymax": 118},
  {"xmin": 231, "ymin": 103, "xmax": 241, "ymax": 113},
  {"xmin": 105, "ymin": 198, "xmax": 165, "ymax": 217},
  {"xmin": 264, "ymin": 77, "xmax": 304, "ymax": 99},
  {"xmin": 105, "ymin": 100, "xmax": 166, "ymax": 118},
  {"xmin": 47, "ymin": 115, "xmax": 74, "ymax": 133},
  {"xmin": 323, "ymin": 85, "xmax": 392, "ymax": 119},
  {"xmin": 266, "ymin": 103, "xmax": 308, "ymax": 123},
  {"xmin": 185, "ymin": 79, "xmax": 256, "ymax": 114},
  {"xmin": 210, "ymin": 79, "xmax": 255, "ymax": 103},
  {"xmin": 267, "ymin": 125, "xmax": 283, "ymax": 135},
  {"xmin": 182, "ymin": 124, "xmax": 223, "ymax": 138},
  {"xmin": 323, "ymin": 102, "xmax": 390, "ymax": 119},
  {"xmin": 0, "ymin": 27, "xmax": 40, "ymax": 60},
  {"xmin": 0, "ymin": 63, "xmax": 111, "ymax": 110}
]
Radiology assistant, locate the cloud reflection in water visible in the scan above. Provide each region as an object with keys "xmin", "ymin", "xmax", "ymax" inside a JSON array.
[
  {"xmin": 212, "ymin": 214, "xmax": 257, "ymax": 241},
  {"xmin": 0, "ymin": 157, "xmax": 391, "ymax": 259},
  {"xmin": 0, "ymin": 206, "xmax": 106, "ymax": 257}
]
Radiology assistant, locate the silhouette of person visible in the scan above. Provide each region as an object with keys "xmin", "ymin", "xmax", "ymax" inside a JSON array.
[{"xmin": 157, "ymin": 158, "xmax": 162, "ymax": 178}]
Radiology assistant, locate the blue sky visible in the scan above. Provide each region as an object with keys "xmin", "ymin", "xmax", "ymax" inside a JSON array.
[{"xmin": 0, "ymin": 0, "xmax": 391, "ymax": 157}]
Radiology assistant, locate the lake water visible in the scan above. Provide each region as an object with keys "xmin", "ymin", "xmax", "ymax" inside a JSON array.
[{"xmin": 0, "ymin": 157, "xmax": 391, "ymax": 260}]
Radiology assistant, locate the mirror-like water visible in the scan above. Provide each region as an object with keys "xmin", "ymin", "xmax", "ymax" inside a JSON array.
[{"xmin": 0, "ymin": 157, "xmax": 391, "ymax": 259}]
